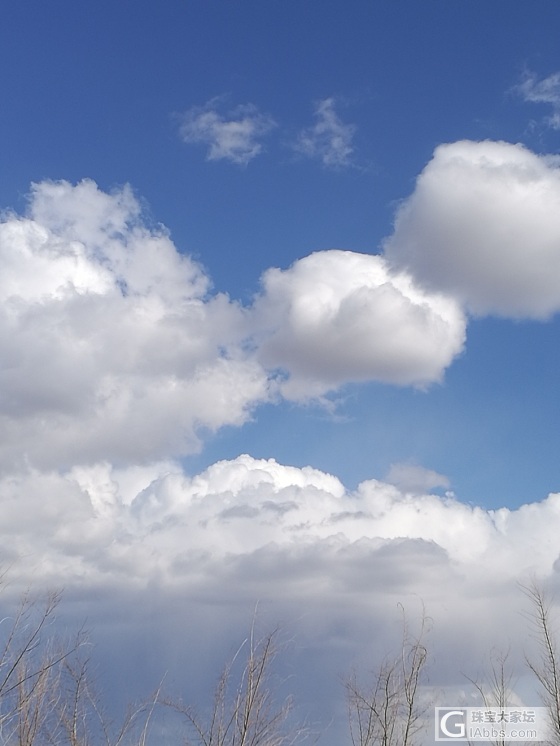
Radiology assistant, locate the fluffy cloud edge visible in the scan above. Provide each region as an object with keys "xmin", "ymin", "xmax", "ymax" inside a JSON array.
[
  {"xmin": 1, "ymin": 454, "xmax": 558, "ymax": 744},
  {"xmin": 0, "ymin": 179, "xmax": 472, "ymax": 475},
  {"xmin": 384, "ymin": 139, "xmax": 560, "ymax": 319},
  {"xmin": 3, "ymin": 453, "xmax": 560, "ymax": 588},
  {"xmin": 252, "ymin": 249, "xmax": 466, "ymax": 399}
]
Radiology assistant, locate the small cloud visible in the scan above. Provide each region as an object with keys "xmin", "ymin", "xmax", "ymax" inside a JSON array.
[
  {"xmin": 516, "ymin": 70, "xmax": 560, "ymax": 130},
  {"xmin": 294, "ymin": 98, "xmax": 356, "ymax": 169},
  {"xmin": 385, "ymin": 462, "xmax": 450, "ymax": 494},
  {"xmin": 179, "ymin": 98, "xmax": 276, "ymax": 166}
]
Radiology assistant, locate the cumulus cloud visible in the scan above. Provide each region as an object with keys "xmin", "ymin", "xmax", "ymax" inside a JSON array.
[
  {"xmin": 517, "ymin": 70, "xmax": 560, "ymax": 129},
  {"xmin": 1, "ymin": 454, "xmax": 559, "ymax": 738},
  {"xmin": 0, "ymin": 179, "xmax": 470, "ymax": 475},
  {"xmin": 0, "ymin": 179, "xmax": 269, "ymax": 469},
  {"xmin": 7, "ymin": 147, "xmax": 560, "ymax": 473},
  {"xmin": 178, "ymin": 99, "xmax": 276, "ymax": 165},
  {"xmin": 5, "ymin": 450, "xmax": 554, "ymax": 603},
  {"xmin": 384, "ymin": 140, "xmax": 560, "ymax": 318},
  {"xmin": 294, "ymin": 98, "xmax": 356, "ymax": 168},
  {"xmin": 253, "ymin": 250, "xmax": 466, "ymax": 399}
]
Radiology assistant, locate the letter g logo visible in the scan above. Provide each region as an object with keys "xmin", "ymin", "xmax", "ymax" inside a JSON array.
[{"xmin": 440, "ymin": 710, "xmax": 466, "ymax": 738}]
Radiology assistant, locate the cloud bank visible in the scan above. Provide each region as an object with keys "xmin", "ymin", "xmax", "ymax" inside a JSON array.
[
  {"xmin": 2, "ymin": 454, "xmax": 560, "ymax": 742},
  {"xmin": 6, "ymin": 453, "xmax": 559, "ymax": 586}
]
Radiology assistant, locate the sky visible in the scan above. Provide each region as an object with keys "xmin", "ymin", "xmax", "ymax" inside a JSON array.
[{"xmin": 2, "ymin": 0, "xmax": 560, "ymax": 743}]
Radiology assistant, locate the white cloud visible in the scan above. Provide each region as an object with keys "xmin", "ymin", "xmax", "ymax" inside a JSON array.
[
  {"xmin": 384, "ymin": 140, "xmax": 560, "ymax": 319},
  {"xmin": 2, "ymin": 454, "xmax": 560, "ymax": 740},
  {"xmin": 517, "ymin": 70, "xmax": 560, "ymax": 130},
  {"xmin": 294, "ymin": 98, "xmax": 356, "ymax": 169},
  {"xmin": 0, "ymin": 179, "xmax": 470, "ymax": 474},
  {"xmin": 4, "ymin": 451, "xmax": 560, "ymax": 622},
  {"xmin": 179, "ymin": 99, "xmax": 276, "ymax": 165},
  {"xmin": 252, "ymin": 250, "xmax": 466, "ymax": 399},
  {"xmin": 4, "ymin": 148, "xmax": 560, "ymax": 740},
  {"xmin": 0, "ymin": 179, "xmax": 269, "ymax": 469}
]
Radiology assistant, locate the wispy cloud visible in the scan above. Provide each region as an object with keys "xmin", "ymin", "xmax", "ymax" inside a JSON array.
[
  {"xmin": 294, "ymin": 98, "xmax": 356, "ymax": 169},
  {"xmin": 179, "ymin": 99, "xmax": 276, "ymax": 165},
  {"xmin": 516, "ymin": 70, "xmax": 560, "ymax": 129},
  {"xmin": 384, "ymin": 462, "xmax": 451, "ymax": 493}
]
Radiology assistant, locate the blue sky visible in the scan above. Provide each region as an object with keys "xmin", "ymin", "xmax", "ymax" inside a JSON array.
[
  {"xmin": 2, "ymin": 1, "xmax": 560, "ymax": 742},
  {"xmin": 3, "ymin": 0, "xmax": 560, "ymax": 507}
]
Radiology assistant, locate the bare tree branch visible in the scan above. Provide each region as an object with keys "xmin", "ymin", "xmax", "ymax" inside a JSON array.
[
  {"xmin": 163, "ymin": 624, "xmax": 302, "ymax": 746},
  {"xmin": 346, "ymin": 605, "xmax": 430, "ymax": 746},
  {"xmin": 521, "ymin": 581, "xmax": 560, "ymax": 745},
  {"xmin": 464, "ymin": 648, "xmax": 517, "ymax": 746}
]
